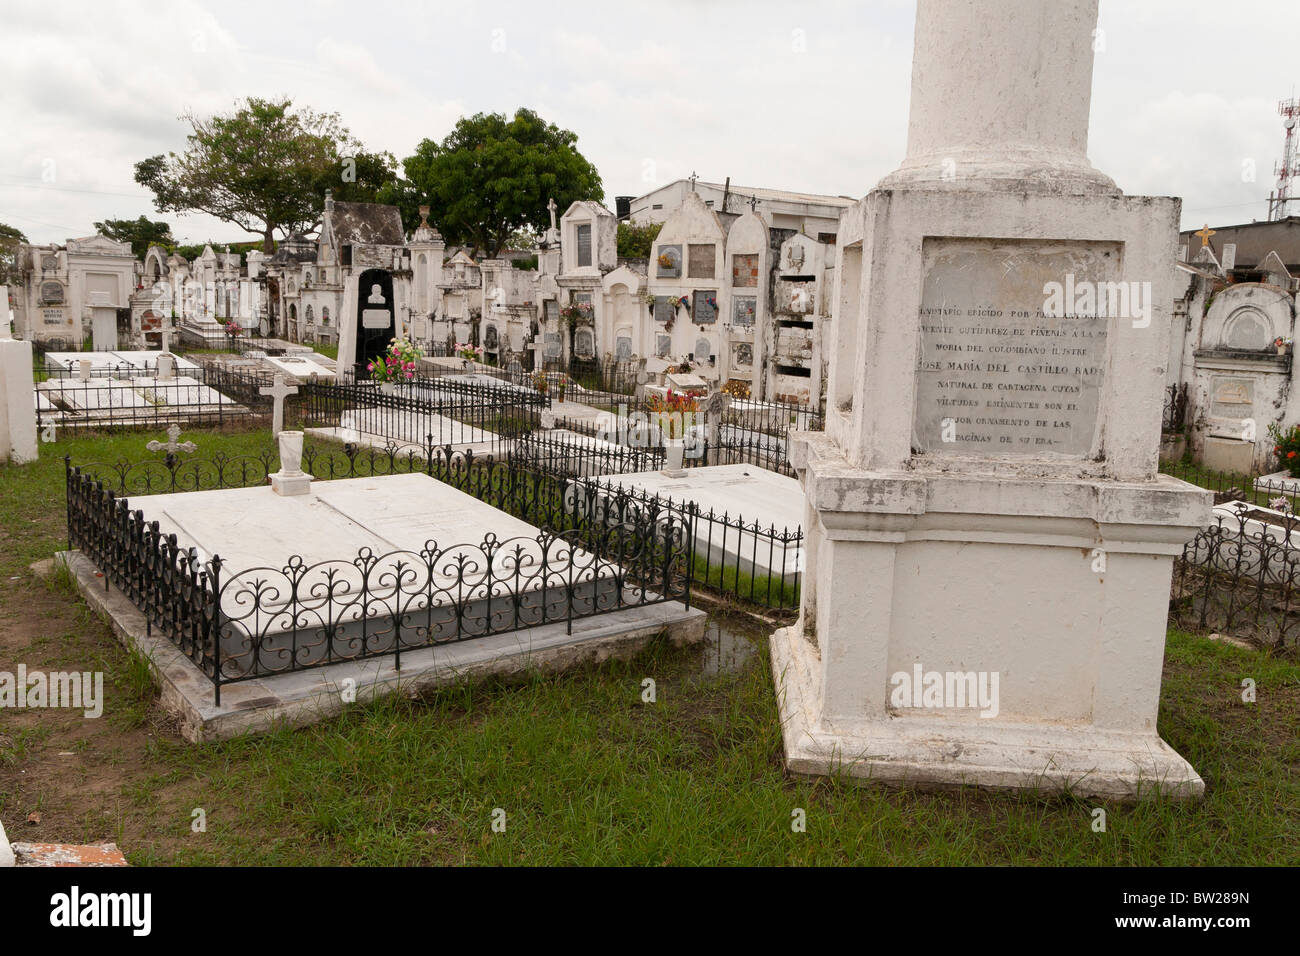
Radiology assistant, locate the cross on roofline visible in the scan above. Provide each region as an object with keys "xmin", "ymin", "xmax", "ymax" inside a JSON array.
[{"xmin": 1194, "ymin": 224, "xmax": 1216, "ymax": 248}]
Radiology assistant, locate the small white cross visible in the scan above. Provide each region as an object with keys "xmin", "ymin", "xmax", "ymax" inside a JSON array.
[
  {"xmin": 260, "ymin": 373, "xmax": 298, "ymax": 437},
  {"xmin": 157, "ymin": 321, "xmax": 179, "ymax": 353},
  {"xmin": 147, "ymin": 424, "xmax": 197, "ymax": 456}
]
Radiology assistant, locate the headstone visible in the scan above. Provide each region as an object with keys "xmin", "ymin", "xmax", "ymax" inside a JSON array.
[
  {"xmin": 77, "ymin": 360, "xmax": 92, "ymax": 382},
  {"xmin": 260, "ymin": 373, "xmax": 299, "ymax": 437},
  {"xmin": 771, "ymin": 0, "xmax": 1209, "ymax": 801},
  {"xmin": 0, "ymin": 286, "xmax": 36, "ymax": 463}
]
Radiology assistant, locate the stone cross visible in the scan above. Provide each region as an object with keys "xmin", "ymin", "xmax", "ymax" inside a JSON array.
[
  {"xmin": 547, "ymin": 197, "xmax": 558, "ymax": 231},
  {"xmin": 147, "ymin": 424, "xmax": 197, "ymax": 456},
  {"xmin": 260, "ymin": 373, "xmax": 298, "ymax": 437},
  {"xmin": 157, "ymin": 320, "xmax": 178, "ymax": 353},
  {"xmin": 688, "ymin": 171, "xmax": 699, "ymax": 191}
]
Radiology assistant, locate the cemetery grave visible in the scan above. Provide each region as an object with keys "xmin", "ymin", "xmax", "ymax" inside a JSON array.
[{"xmin": 59, "ymin": 444, "xmax": 705, "ymax": 739}]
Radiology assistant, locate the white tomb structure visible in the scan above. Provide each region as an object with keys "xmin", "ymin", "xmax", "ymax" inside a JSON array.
[
  {"xmin": 0, "ymin": 286, "xmax": 38, "ymax": 463},
  {"xmin": 772, "ymin": 0, "xmax": 1211, "ymax": 799}
]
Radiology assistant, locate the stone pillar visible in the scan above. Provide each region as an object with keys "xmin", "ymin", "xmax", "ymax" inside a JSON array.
[
  {"xmin": 772, "ymin": 0, "xmax": 1209, "ymax": 801},
  {"xmin": 880, "ymin": 0, "xmax": 1115, "ymax": 193},
  {"xmin": 0, "ymin": 287, "xmax": 38, "ymax": 464}
]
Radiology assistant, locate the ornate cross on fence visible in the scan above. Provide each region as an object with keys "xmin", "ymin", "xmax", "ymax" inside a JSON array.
[
  {"xmin": 147, "ymin": 424, "xmax": 197, "ymax": 456},
  {"xmin": 260, "ymin": 373, "xmax": 298, "ymax": 436}
]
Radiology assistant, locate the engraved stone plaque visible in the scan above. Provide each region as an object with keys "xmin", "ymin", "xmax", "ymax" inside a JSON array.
[
  {"xmin": 912, "ymin": 239, "xmax": 1116, "ymax": 457},
  {"xmin": 1210, "ymin": 377, "xmax": 1253, "ymax": 418}
]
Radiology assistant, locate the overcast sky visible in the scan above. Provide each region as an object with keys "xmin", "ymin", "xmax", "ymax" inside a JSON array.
[{"xmin": 1, "ymin": 0, "xmax": 1294, "ymax": 246}]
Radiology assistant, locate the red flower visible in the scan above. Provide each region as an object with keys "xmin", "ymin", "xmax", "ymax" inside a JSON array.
[{"xmin": 1288, "ymin": 451, "xmax": 1296, "ymax": 460}]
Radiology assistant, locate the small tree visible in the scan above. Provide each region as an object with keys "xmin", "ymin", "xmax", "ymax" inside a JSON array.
[
  {"xmin": 0, "ymin": 222, "xmax": 26, "ymax": 286},
  {"xmin": 93, "ymin": 216, "xmax": 174, "ymax": 259},
  {"xmin": 617, "ymin": 221, "xmax": 662, "ymax": 259},
  {"xmin": 393, "ymin": 108, "xmax": 603, "ymax": 258},
  {"xmin": 135, "ymin": 97, "xmax": 397, "ymax": 253}
]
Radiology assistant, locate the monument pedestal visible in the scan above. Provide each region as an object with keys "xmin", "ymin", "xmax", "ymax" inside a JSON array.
[
  {"xmin": 775, "ymin": 437, "xmax": 1207, "ymax": 799},
  {"xmin": 772, "ymin": 0, "xmax": 1210, "ymax": 800}
]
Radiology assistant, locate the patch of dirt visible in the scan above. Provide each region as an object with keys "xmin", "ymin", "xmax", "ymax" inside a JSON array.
[{"xmin": 0, "ymin": 571, "xmax": 198, "ymax": 861}]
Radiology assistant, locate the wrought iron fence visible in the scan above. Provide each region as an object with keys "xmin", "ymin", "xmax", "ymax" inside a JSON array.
[
  {"xmin": 65, "ymin": 457, "xmax": 694, "ymax": 704},
  {"xmin": 72, "ymin": 436, "xmax": 803, "ymax": 611},
  {"xmin": 297, "ymin": 376, "xmax": 546, "ymax": 450},
  {"xmin": 36, "ymin": 370, "xmax": 267, "ymax": 432},
  {"xmin": 1163, "ymin": 383, "xmax": 1189, "ymax": 432},
  {"xmin": 1172, "ymin": 501, "xmax": 1300, "ymax": 650},
  {"xmin": 1159, "ymin": 459, "xmax": 1293, "ymax": 508}
]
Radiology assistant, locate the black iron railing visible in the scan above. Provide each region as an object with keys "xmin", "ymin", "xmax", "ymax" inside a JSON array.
[
  {"xmin": 298, "ymin": 377, "xmax": 546, "ymax": 450},
  {"xmin": 1172, "ymin": 500, "xmax": 1300, "ymax": 650},
  {"xmin": 73, "ymin": 438, "xmax": 804, "ymax": 612},
  {"xmin": 66, "ymin": 456, "xmax": 694, "ymax": 704},
  {"xmin": 1163, "ymin": 383, "xmax": 1189, "ymax": 432}
]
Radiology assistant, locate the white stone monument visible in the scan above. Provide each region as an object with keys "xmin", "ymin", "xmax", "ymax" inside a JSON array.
[
  {"xmin": 260, "ymin": 373, "xmax": 298, "ymax": 437},
  {"xmin": 270, "ymin": 430, "xmax": 312, "ymax": 496},
  {"xmin": 772, "ymin": 0, "xmax": 1211, "ymax": 800},
  {"xmin": 0, "ymin": 286, "xmax": 37, "ymax": 464}
]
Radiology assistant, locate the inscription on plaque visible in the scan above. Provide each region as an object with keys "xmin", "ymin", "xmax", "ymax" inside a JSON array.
[
  {"xmin": 1210, "ymin": 377, "xmax": 1253, "ymax": 418},
  {"xmin": 912, "ymin": 240, "xmax": 1115, "ymax": 457}
]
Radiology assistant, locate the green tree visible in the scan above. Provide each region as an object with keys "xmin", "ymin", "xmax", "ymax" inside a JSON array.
[
  {"xmin": 0, "ymin": 222, "xmax": 27, "ymax": 286},
  {"xmin": 617, "ymin": 221, "xmax": 662, "ymax": 259},
  {"xmin": 135, "ymin": 97, "xmax": 397, "ymax": 253},
  {"xmin": 393, "ymin": 108, "xmax": 603, "ymax": 258},
  {"xmin": 93, "ymin": 216, "xmax": 174, "ymax": 259}
]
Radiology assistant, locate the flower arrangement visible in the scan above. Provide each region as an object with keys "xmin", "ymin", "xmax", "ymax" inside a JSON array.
[
  {"xmin": 560, "ymin": 303, "xmax": 593, "ymax": 325},
  {"xmin": 647, "ymin": 389, "xmax": 699, "ymax": 439},
  {"xmin": 1270, "ymin": 495, "xmax": 1293, "ymax": 513},
  {"xmin": 642, "ymin": 293, "xmax": 657, "ymax": 306},
  {"xmin": 458, "ymin": 343, "xmax": 484, "ymax": 363},
  {"xmin": 368, "ymin": 337, "xmax": 423, "ymax": 383},
  {"xmin": 531, "ymin": 370, "xmax": 549, "ymax": 394},
  {"xmin": 1268, "ymin": 421, "xmax": 1300, "ymax": 476},
  {"xmin": 657, "ymin": 252, "xmax": 675, "ymax": 268},
  {"xmin": 721, "ymin": 379, "xmax": 750, "ymax": 399}
]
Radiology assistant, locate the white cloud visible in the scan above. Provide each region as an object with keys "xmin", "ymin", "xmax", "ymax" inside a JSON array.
[{"xmin": 1, "ymin": 0, "xmax": 1296, "ymax": 243}]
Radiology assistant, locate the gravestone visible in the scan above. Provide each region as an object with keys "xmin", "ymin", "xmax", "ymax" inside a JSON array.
[
  {"xmin": 353, "ymin": 270, "xmax": 395, "ymax": 373},
  {"xmin": 0, "ymin": 287, "xmax": 36, "ymax": 463},
  {"xmin": 260, "ymin": 373, "xmax": 299, "ymax": 437},
  {"xmin": 772, "ymin": 0, "xmax": 1210, "ymax": 801}
]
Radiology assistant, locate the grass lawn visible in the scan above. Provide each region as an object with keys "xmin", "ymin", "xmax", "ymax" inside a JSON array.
[{"xmin": 1, "ymin": 427, "xmax": 1298, "ymax": 865}]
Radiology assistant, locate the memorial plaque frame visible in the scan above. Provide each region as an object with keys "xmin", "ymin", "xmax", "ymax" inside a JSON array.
[{"xmin": 911, "ymin": 239, "xmax": 1117, "ymax": 460}]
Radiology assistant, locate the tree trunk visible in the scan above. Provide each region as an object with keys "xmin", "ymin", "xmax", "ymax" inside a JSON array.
[{"xmin": 262, "ymin": 227, "xmax": 275, "ymax": 254}]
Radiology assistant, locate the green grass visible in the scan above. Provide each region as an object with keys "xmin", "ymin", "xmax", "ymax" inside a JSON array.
[
  {"xmin": 3, "ymin": 428, "xmax": 1299, "ymax": 865},
  {"xmin": 121, "ymin": 627, "xmax": 1300, "ymax": 865}
]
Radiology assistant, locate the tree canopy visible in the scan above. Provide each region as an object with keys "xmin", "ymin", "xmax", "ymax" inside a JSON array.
[
  {"xmin": 135, "ymin": 97, "xmax": 397, "ymax": 252},
  {"xmin": 0, "ymin": 222, "xmax": 27, "ymax": 286},
  {"xmin": 93, "ymin": 216, "xmax": 174, "ymax": 259},
  {"xmin": 389, "ymin": 108, "xmax": 604, "ymax": 259},
  {"xmin": 617, "ymin": 221, "xmax": 662, "ymax": 259}
]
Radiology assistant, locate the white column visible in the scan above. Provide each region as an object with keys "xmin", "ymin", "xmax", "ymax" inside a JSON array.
[
  {"xmin": 879, "ymin": 0, "xmax": 1115, "ymax": 193},
  {"xmin": 0, "ymin": 287, "xmax": 37, "ymax": 463}
]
